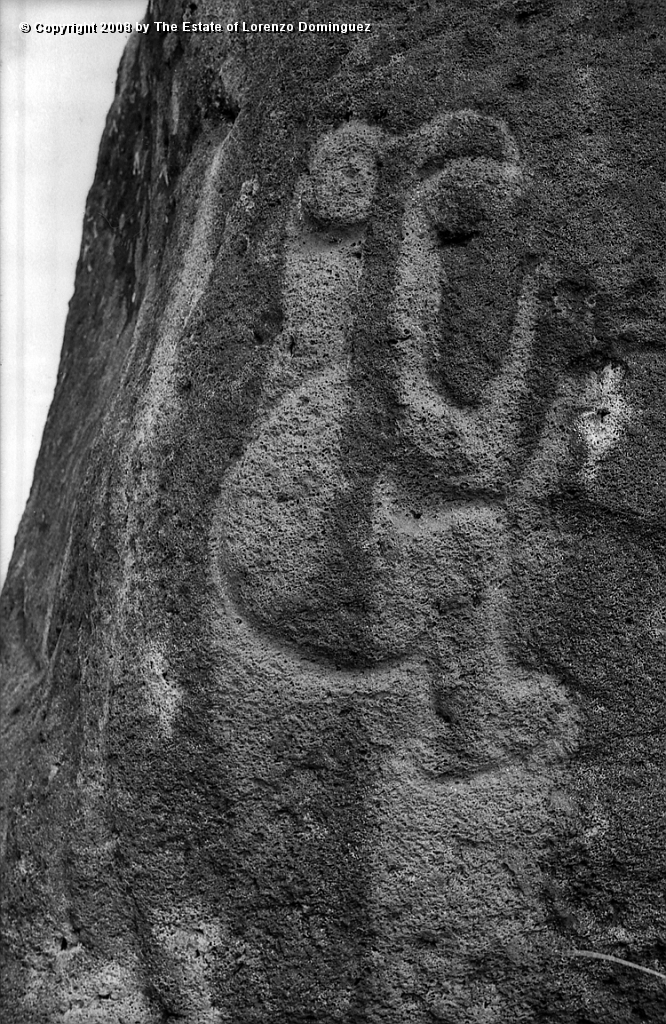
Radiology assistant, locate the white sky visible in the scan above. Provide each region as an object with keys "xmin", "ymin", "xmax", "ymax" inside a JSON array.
[{"xmin": 1, "ymin": 0, "xmax": 147, "ymax": 585}]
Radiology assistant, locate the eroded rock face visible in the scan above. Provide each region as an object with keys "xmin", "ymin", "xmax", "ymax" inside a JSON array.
[{"xmin": 2, "ymin": 2, "xmax": 666, "ymax": 1021}]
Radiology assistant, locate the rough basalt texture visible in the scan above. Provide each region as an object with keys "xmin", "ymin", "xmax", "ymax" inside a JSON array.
[{"xmin": 2, "ymin": 1, "xmax": 666, "ymax": 1021}]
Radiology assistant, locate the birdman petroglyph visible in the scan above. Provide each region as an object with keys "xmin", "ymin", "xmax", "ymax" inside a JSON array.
[
  {"xmin": 208, "ymin": 112, "xmax": 631, "ymax": 1020},
  {"xmin": 215, "ymin": 110, "xmax": 629, "ymax": 676}
]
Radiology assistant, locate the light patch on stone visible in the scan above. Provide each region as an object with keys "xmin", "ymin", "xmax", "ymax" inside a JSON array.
[
  {"xmin": 149, "ymin": 904, "xmax": 226, "ymax": 1021},
  {"xmin": 648, "ymin": 601, "xmax": 666, "ymax": 638},
  {"xmin": 170, "ymin": 65, "xmax": 182, "ymax": 135},
  {"xmin": 145, "ymin": 644, "xmax": 183, "ymax": 738},
  {"xmin": 136, "ymin": 138, "xmax": 233, "ymax": 445},
  {"xmin": 576, "ymin": 364, "xmax": 630, "ymax": 483},
  {"xmin": 23, "ymin": 954, "xmax": 157, "ymax": 1023},
  {"xmin": 238, "ymin": 176, "xmax": 259, "ymax": 213},
  {"xmin": 136, "ymin": 331, "xmax": 179, "ymax": 444},
  {"xmin": 41, "ymin": 519, "xmax": 75, "ymax": 662},
  {"xmin": 301, "ymin": 120, "xmax": 382, "ymax": 226},
  {"xmin": 259, "ymin": 159, "xmax": 369, "ymax": 409}
]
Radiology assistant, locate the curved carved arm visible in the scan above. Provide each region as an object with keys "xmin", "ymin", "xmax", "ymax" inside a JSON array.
[{"xmin": 392, "ymin": 152, "xmax": 534, "ymax": 489}]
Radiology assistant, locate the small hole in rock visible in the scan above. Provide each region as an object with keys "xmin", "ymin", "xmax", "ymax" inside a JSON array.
[{"xmin": 437, "ymin": 228, "xmax": 480, "ymax": 247}]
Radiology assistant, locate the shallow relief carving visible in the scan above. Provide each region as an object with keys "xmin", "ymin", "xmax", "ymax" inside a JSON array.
[
  {"xmin": 209, "ymin": 112, "xmax": 632, "ymax": 1015},
  {"xmin": 212, "ymin": 109, "xmax": 628, "ymax": 697}
]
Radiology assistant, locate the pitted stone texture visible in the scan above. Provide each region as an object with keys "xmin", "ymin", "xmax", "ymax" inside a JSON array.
[
  {"xmin": 217, "ymin": 113, "xmax": 544, "ymax": 668},
  {"xmin": 3, "ymin": 1, "xmax": 666, "ymax": 1022},
  {"xmin": 210, "ymin": 106, "xmax": 584, "ymax": 1024},
  {"xmin": 301, "ymin": 120, "xmax": 383, "ymax": 228},
  {"xmin": 218, "ymin": 366, "xmax": 356, "ymax": 659}
]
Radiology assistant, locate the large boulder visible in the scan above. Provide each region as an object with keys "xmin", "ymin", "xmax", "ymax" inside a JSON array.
[{"xmin": 2, "ymin": 1, "xmax": 666, "ymax": 1020}]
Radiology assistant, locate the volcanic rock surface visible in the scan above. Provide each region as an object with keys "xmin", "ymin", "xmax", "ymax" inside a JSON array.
[{"xmin": 2, "ymin": 1, "xmax": 666, "ymax": 1021}]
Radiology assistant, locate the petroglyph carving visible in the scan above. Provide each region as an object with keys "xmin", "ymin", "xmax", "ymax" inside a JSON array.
[
  {"xmin": 219, "ymin": 115, "xmax": 558, "ymax": 665},
  {"xmin": 392, "ymin": 113, "xmax": 534, "ymax": 483},
  {"xmin": 213, "ymin": 112, "xmax": 629, "ymax": 801},
  {"xmin": 216, "ymin": 114, "xmax": 631, "ymax": 670},
  {"xmin": 301, "ymin": 120, "xmax": 382, "ymax": 227}
]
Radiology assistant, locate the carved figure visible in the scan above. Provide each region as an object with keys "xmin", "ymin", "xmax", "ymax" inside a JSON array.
[
  {"xmin": 206, "ymin": 112, "xmax": 631, "ymax": 1018},
  {"xmin": 214, "ymin": 109, "xmax": 627, "ymax": 717}
]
